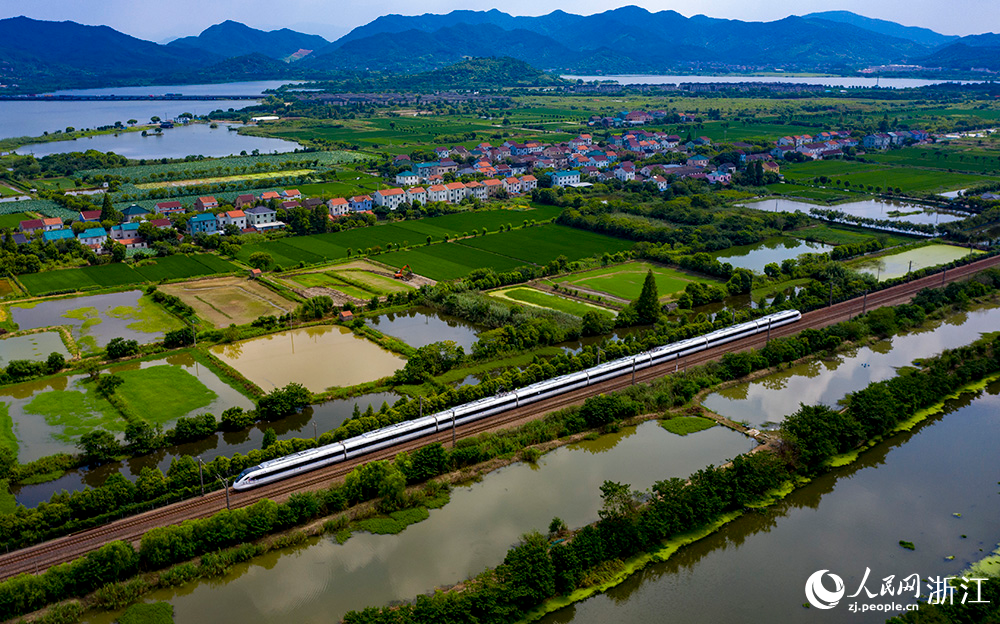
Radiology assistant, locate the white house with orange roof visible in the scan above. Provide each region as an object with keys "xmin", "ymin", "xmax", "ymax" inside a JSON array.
[
  {"xmin": 261, "ymin": 191, "xmax": 281, "ymax": 201},
  {"xmin": 482, "ymin": 178, "xmax": 503, "ymax": 197},
  {"xmin": 520, "ymin": 175, "xmax": 538, "ymax": 192},
  {"xmin": 374, "ymin": 188, "xmax": 406, "ymax": 210},
  {"xmin": 503, "ymin": 177, "xmax": 521, "ymax": 194},
  {"xmin": 406, "ymin": 187, "xmax": 427, "ymax": 205},
  {"xmin": 327, "ymin": 197, "xmax": 350, "ymax": 216},
  {"xmin": 427, "ymin": 184, "xmax": 449, "ymax": 203},
  {"xmin": 281, "ymin": 189, "xmax": 301, "ymax": 199},
  {"xmin": 194, "ymin": 196, "xmax": 218, "ymax": 211},
  {"xmin": 217, "ymin": 209, "xmax": 247, "ymax": 230},
  {"xmin": 464, "ymin": 181, "xmax": 487, "ymax": 201},
  {"xmin": 445, "ymin": 181, "xmax": 467, "ymax": 203}
]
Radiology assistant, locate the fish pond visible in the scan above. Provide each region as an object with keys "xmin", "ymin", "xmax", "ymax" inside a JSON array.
[
  {"xmin": 0, "ymin": 331, "xmax": 69, "ymax": 364},
  {"xmin": 712, "ymin": 236, "xmax": 832, "ymax": 273},
  {"xmin": 210, "ymin": 326, "xmax": 404, "ymax": 393},
  {"xmin": 9, "ymin": 290, "xmax": 182, "ymax": 352},
  {"xmin": 851, "ymin": 243, "xmax": 980, "ymax": 281},
  {"xmin": 747, "ymin": 197, "xmax": 967, "ymax": 226},
  {"xmin": 364, "ymin": 307, "xmax": 483, "ymax": 351}
]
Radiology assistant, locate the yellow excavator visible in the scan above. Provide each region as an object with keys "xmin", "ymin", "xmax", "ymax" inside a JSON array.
[{"xmin": 394, "ymin": 264, "xmax": 413, "ymax": 280}]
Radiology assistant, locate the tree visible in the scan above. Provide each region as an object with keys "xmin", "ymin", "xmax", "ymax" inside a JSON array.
[
  {"xmin": 96, "ymin": 373, "xmax": 125, "ymax": 398},
  {"xmin": 632, "ymin": 269, "xmax": 661, "ymax": 323},
  {"xmin": 45, "ymin": 352, "xmax": 65, "ymax": 374},
  {"xmin": 136, "ymin": 467, "xmax": 168, "ymax": 500},
  {"xmin": 125, "ymin": 421, "xmax": 161, "ymax": 455},
  {"xmin": 262, "ymin": 428, "xmax": 277, "ymax": 449},
  {"xmin": 106, "ymin": 337, "xmax": 139, "ymax": 359},
  {"xmin": 99, "ymin": 193, "xmax": 121, "ymax": 223},
  {"xmin": 598, "ymin": 480, "xmax": 640, "ymax": 521},
  {"xmin": 257, "ymin": 383, "xmax": 311, "ymax": 420},
  {"xmin": 499, "ymin": 532, "xmax": 555, "ymax": 609},
  {"xmin": 127, "ymin": 119, "xmax": 138, "ymax": 126},
  {"xmin": 150, "ymin": 116, "xmax": 161, "ymax": 124},
  {"xmin": 248, "ymin": 252, "xmax": 274, "ymax": 271},
  {"xmin": 221, "ymin": 406, "xmax": 255, "ymax": 431},
  {"xmin": 78, "ymin": 430, "xmax": 121, "ymax": 464}
]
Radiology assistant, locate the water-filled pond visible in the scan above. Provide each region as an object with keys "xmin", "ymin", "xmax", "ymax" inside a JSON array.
[
  {"xmin": 852, "ymin": 244, "xmax": 980, "ymax": 281},
  {"xmin": 364, "ymin": 307, "xmax": 483, "ymax": 351},
  {"xmin": 82, "ymin": 420, "xmax": 752, "ymax": 624},
  {"xmin": 746, "ymin": 197, "xmax": 966, "ymax": 226},
  {"xmin": 9, "ymin": 290, "xmax": 181, "ymax": 351},
  {"xmin": 211, "ymin": 326, "xmax": 404, "ymax": 393},
  {"xmin": 0, "ymin": 331, "xmax": 69, "ymax": 364},
  {"xmin": 702, "ymin": 303, "xmax": 1000, "ymax": 427},
  {"xmin": 713, "ymin": 236, "xmax": 832, "ymax": 273}
]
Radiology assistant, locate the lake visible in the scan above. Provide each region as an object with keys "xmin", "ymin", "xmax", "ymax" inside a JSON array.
[
  {"xmin": 364, "ymin": 307, "xmax": 484, "ymax": 351},
  {"xmin": 562, "ymin": 74, "xmax": 979, "ymax": 89},
  {"xmin": 210, "ymin": 325, "xmax": 404, "ymax": 393},
  {"xmin": 0, "ymin": 331, "xmax": 69, "ymax": 365},
  {"xmin": 16, "ymin": 122, "xmax": 301, "ymax": 159},
  {"xmin": 0, "ymin": 80, "xmax": 296, "ymax": 141}
]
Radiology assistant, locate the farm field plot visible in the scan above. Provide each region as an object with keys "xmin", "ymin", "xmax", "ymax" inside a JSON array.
[
  {"xmin": 160, "ymin": 276, "xmax": 297, "ymax": 327},
  {"xmin": 237, "ymin": 205, "xmax": 562, "ymax": 268},
  {"xmin": 0, "ymin": 212, "xmax": 30, "ymax": 229},
  {"xmin": 552, "ymin": 262, "xmax": 720, "ymax": 302},
  {"xmin": 378, "ymin": 244, "xmax": 526, "ymax": 281},
  {"xmin": 0, "ymin": 184, "xmax": 24, "ymax": 197},
  {"xmin": 134, "ymin": 254, "xmax": 238, "ymax": 282},
  {"xmin": 867, "ymin": 146, "xmax": 1000, "ymax": 175},
  {"xmin": 787, "ymin": 224, "xmax": 917, "ymax": 247},
  {"xmin": 491, "ymin": 287, "xmax": 614, "ymax": 318},
  {"xmin": 762, "ymin": 183, "xmax": 855, "ymax": 203},
  {"xmin": 0, "ymin": 278, "xmax": 15, "ymax": 298},
  {"xmin": 782, "ymin": 160, "xmax": 998, "ymax": 194},
  {"xmin": 281, "ymin": 260, "xmax": 414, "ymax": 299},
  {"xmin": 134, "ymin": 169, "xmax": 315, "ymax": 190},
  {"xmin": 26, "ymin": 177, "xmax": 76, "ymax": 191},
  {"xmin": 460, "ymin": 224, "xmax": 634, "ymax": 265}
]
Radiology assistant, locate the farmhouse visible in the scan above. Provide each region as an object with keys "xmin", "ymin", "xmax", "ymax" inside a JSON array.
[
  {"xmin": 43, "ymin": 229, "xmax": 75, "ymax": 242},
  {"xmin": 194, "ymin": 196, "xmax": 218, "ymax": 211},
  {"xmin": 327, "ymin": 197, "xmax": 351, "ymax": 217},
  {"xmin": 245, "ymin": 205, "xmax": 283, "ymax": 230},
  {"xmin": 154, "ymin": 201, "xmax": 184, "ymax": 215},
  {"xmin": 217, "ymin": 210, "xmax": 247, "ymax": 230},
  {"xmin": 552, "ymin": 171, "xmax": 580, "ymax": 188},
  {"xmin": 187, "ymin": 213, "xmax": 219, "ymax": 235},
  {"xmin": 78, "ymin": 227, "xmax": 108, "ymax": 248},
  {"xmin": 374, "ymin": 188, "xmax": 407, "ymax": 210}
]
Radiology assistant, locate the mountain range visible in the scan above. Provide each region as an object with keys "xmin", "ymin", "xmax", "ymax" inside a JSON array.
[{"xmin": 0, "ymin": 9, "xmax": 997, "ymax": 91}]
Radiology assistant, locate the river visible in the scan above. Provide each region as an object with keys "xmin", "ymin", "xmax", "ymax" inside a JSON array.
[
  {"xmin": 81, "ymin": 420, "xmax": 752, "ymax": 624},
  {"xmin": 561, "ymin": 74, "xmax": 980, "ymax": 89},
  {"xmin": 540, "ymin": 380, "xmax": 1000, "ymax": 624}
]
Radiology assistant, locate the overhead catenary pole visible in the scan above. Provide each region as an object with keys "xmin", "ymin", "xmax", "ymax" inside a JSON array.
[
  {"xmin": 218, "ymin": 475, "xmax": 230, "ymax": 510},
  {"xmin": 197, "ymin": 457, "xmax": 204, "ymax": 497}
]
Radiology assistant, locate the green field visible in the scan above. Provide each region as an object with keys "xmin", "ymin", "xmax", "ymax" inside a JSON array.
[
  {"xmin": 866, "ymin": 145, "xmax": 1000, "ymax": 176},
  {"xmin": 115, "ymin": 366, "xmax": 217, "ymax": 427},
  {"xmin": 23, "ymin": 387, "xmax": 122, "ymax": 441},
  {"xmin": 379, "ymin": 243, "xmax": 528, "ymax": 281},
  {"xmin": 763, "ymin": 183, "xmax": 856, "ymax": 203},
  {"xmin": 492, "ymin": 287, "xmax": 614, "ymax": 318},
  {"xmin": 237, "ymin": 205, "xmax": 563, "ymax": 268},
  {"xmin": 553, "ymin": 262, "xmax": 720, "ymax": 302},
  {"xmin": 19, "ymin": 254, "xmax": 238, "ymax": 296},
  {"xmin": 781, "ymin": 160, "xmax": 1000, "ymax": 194},
  {"xmin": 27, "ymin": 177, "xmax": 79, "ymax": 192},
  {"xmin": 788, "ymin": 224, "xmax": 917, "ymax": 247},
  {"xmin": 0, "ymin": 212, "xmax": 31, "ymax": 229},
  {"xmin": 459, "ymin": 224, "xmax": 634, "ymax": 265}
]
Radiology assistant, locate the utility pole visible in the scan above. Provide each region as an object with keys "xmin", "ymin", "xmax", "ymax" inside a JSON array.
[
  {"xmin": 829, "ymin": 282, "xmax": 834, "ymax": 307},
  {"xmin": 313, "ymin": 421, "xmax": 317, "ymax": 441},
  {"xmin": 197, "ymin": 457, "xmax": 205, "ymax": 497},
  {"xmin": 419, "ymin": 395, "xmax": 423, "ymax": 419},
  {"xmin": 218, "ymin": 475, "xmax": 231, "ymax": 510},
  {"xmin": 452, "ymin": 413, "xmax": 456, "ymax": 447},
  {"xmin": 907, "ymin": 260, "xmax": 913, "ymax": 278},
  {"xmin": 862, "ymin": 290, "xmax": 868, "ymax": 314},
  {"xmin": 596, "ymin": 347, "xmax": 602, "ymax": 365}
]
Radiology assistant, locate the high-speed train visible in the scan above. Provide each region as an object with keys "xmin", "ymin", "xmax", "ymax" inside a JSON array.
[{"xmin": 232, "ymin": 309, "xmax": 801, "ymax": 490}]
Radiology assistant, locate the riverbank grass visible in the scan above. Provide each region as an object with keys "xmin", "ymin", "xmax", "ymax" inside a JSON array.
[
  {"xmin": 0, "ymin": 402, "xmax": 15, "ymax": 456},
  {"xmin": 107, "ymin": 296, "xmax": 183, "ymax": 334},
  {"xmin": 116, "ymin": 601, "xmax": 174, "ymax": 624},
  {"xmin": 659, "ymin": 416, "xmax": 716, "ymax": 436},
  {"xmin": 23, "ymin": 386, "xmax": 122, "ymax": 441},
  {"xmin": 355, "ymin": 508, "xmax": 431, "ymax": 535}
]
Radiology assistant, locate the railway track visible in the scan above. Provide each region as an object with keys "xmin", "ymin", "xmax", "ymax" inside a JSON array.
[{"xmin": 2, "ymin": 252, "xmax": 998, "ymax": 581}]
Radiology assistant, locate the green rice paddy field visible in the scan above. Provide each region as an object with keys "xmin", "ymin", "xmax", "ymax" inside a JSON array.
[
  {"xmin": 551, "ymin": 262, "xmax": 720, "ymax": 302},
  {"xmin": 780, "ymin": 160, "xmax": 999, "ymax": 194},
  {"xmin": 18, "ymin": 254, "xmax": 239, "ymax": 296},
  {"xmin": 377, "ymin": 224, "xmax": 634, "ymax": 281},
  {"xmin": 237, "ymin": 205, "xmax": 563, "ymax": 269},
  {"xmin": 492, "ymin": 287, "xmax": 614, "ymax": 318}
]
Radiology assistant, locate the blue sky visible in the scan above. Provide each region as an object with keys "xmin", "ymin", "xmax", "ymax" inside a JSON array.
[{"xmin": 0, "ymin": 0, "xmax": 992, "ymax": 41}]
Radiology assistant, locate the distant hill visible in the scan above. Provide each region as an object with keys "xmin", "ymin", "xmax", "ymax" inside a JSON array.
[
  {"xmin": 917, "ymin": 43, "xmax": 1000, "ymax": 71},
  {"xmin": 167, "ymin": 20, "xmax": 328, "ymax": 61},
  {"xmin": 0, "ymin": 16, "xmax": 218, "ymax": 89},
  {"xmin": 396, "ymin": 57, "xmax": 566, "ymax": 89},
  {"xmin": 803, "ymin": 11, "xmax": 957, "ymax": 47},
  {"xmin": 320, "ymin": 6, "xmax": 933, "ymax": 74},
  {"xmin": 165, "ymin": 53, "xmax": 302, "ymax": 84}
]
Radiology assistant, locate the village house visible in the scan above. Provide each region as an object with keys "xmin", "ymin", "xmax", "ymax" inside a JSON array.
[
  {"xmin": 187, "ymin": 213, "xmax": 218, "ymax": 236},
  {"xmin": 78, "ymin": 227, "xmax": 108, "ymax": 248},
  {"xmin": 194, "ymin": 196, "xmax": 218, "ymax": 211},
  {"xmin": 245, "ymin": 205, "xmax": 282, "ymax": 230},
  {"xmin": 43, "ymin": 229, "xmax": 75, "ymax": 242},
  {"xmin": 235, "ymin": 194, "xmax": 255, "ymax": 209},
  {"xmin": 373, "ymin": 188, "xmax": 406, "ymax": 210},
  {"xmin": 79, "ymin": 210, "xmax": 102, "ymax": 222},
  {"xmin": 217, "ymin": 210, "xmax": 247, "ymax": 230},
  {"xmin": 445, "ymin": 181, "xmax": 467, "ymax": 203},
  {"xmin": 109, "ymin": 222, "xmax": 141, "ymax": 241},
  {"xmin": 520, "ymin": 175, "xmax": 538, "ymax": 192},
  {"xmin": 426, "ymin": 185, "xmax": 447, "ymax": 203},
  {"xmin": 350, "ymin": 195, "xmax": 373, "ymax": 212},
  {"xmin": 406, "ymin": 187, "xmax": 428, "ymax": 205},
  {"xmin": 327, "ymin": 197, "xmax": 351, "ymax": 217},
  {"xmin": 482, "ymin": 178, "xmax": 503, "ymax": 197},
  {"xmin": 464, "ymin": 181, "xmax": 487, "ymax": 201},
  {"xmin": 395, "ymin": 171, "xmax": 419, "ymax": 186},
  {"xmin": 552, "ymin": 170, "xmax": 580, "ymax": 188},
  {"xmin": 154, "ymin": 201, "xmax": 184, "ymax": 215}
]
